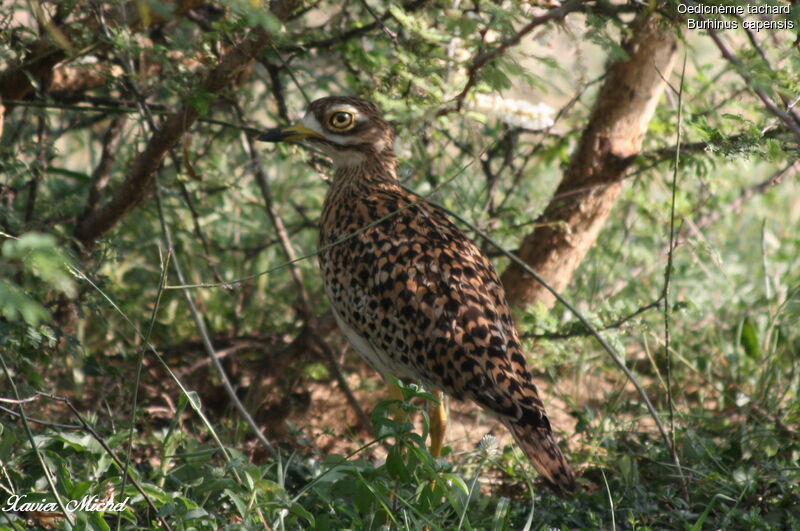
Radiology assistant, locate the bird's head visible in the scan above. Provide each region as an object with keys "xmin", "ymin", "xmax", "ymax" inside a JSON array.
[{"xmin": 258, "ymin": 96, "xmax": 396, "ymax": 169}]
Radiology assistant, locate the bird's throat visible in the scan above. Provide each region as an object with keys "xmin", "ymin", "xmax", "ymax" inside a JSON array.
[{"xmin": 331, "ymin": 151, "xmax": 398, "ymax": 188}]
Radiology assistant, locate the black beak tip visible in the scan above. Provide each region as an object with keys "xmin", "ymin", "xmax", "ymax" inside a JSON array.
[{"xmin": 257, "ymin": 129, "xmax": 287, "ymax": 142}]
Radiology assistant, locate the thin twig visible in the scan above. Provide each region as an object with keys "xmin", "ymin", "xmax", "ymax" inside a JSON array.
[
  {"xmin": 37, "ymin": 392, "xmax": 173, "ymax": 530},
  {"xmin": 236, "ymin": 103, "xmax": 313, "ymax": 319},
  {"xmin": 693, "ymin": 6, "xmax": 800, "ymax": 139},
  {"xmin": 0, "ymin": 356, "xmax": 75, "ymax": 526},
  {"xmin": 24, "ymin": 115, "xmax": 45, "ymax": 223},
  {"xmin": 662, "ymin": 52, "xmax": 688, "ymax": 499},
  {"xmin": 439, "ymin": 0, "xmax": 583, "ymax": 116},
  {"xmin": 5, "ymin": 98, "xmax": 263, "ymax": 133},
  {"xmin": 175, "ymin": 179, "xmax": 231, "ymax": 286},
  {"xmin": 118, "ymin": 248, "xmax": 171, "ymax": 531},
  {"xmin": 318, "ymin": 341, "xmax": 373, "ymax": 431},
  {"xmin": 0, "ymin": 405, "xmax": 82, "ymax": 430},
  {"xmin": 358, "ymin": 0, "xmax": 397, "ymax": 42},
  {"xmin": 83, "ymin": 116, "xmax": 123, "ymax": 219},
  {"xmin": 522, "ymin": 296, "xmax": 664, "ymax": 340},
  {"xmin": 0, "ymin": 395, "xmax": 39, "ymax": 404},
  {"xmin": 292, "ymin": 0, "xmax": 428, "ymax": 49}
]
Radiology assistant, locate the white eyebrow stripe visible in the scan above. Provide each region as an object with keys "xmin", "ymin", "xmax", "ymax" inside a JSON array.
[{"xmin": 331, "ymin": 104, "xmax": 361, "ymax": 116}]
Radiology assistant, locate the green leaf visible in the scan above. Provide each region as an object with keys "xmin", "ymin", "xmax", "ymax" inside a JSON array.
[
  {"xmin": 182, "ymin": 507, "xmax": 209, "ymax": 520},
  {"xmin": 289, "ymin": 502, "xmax": 315, "ymax": 526},
  {"xmin": 181, "ymin": 391, "xmax": 202, "ymax": 410},
  {"xmin": 89, "ymin": 511, "xmax": 112, "ymax": 531},
  {"xmin": 69, "ymin": 481, "xmax": 93, "ymax": 500},
  {"xmin": 443, "ymin": 473, "xmax": 469, "ymax": 496},
  {"xmin": 224, "ymin": 488, "xmax": 247, "ymax": 517},
  {"xmin": 722, "ymin": 113, "xmax": 747, "ymax": 123},
  {"xmin": 386, "ymin": 445, "xmax": 411, "ymax": 482},
  {"xmin": 740, "ymin": 317, "xmax": 761, "ymax": 359},
  {"xmin": 57, "ymin": 460, "xmax": 75, "ymax": 494},
  {"xmin": 187, "ymin": 90, "xmax": 215, "ymax": 116},
  {"xmin": 2, "ymin": 232, "xmax": 75, "ymax": 296},
  {"xmin": 491, "ymin": 496, "xmax": 511, "ymax": 530},
  {"xmin": 355, "ymin": 481, "xmax": 373, "ymax": 514},
  {"xmin": 0, "ymin": 425, "xmax": 17, "ymax": 460},
  {"xmin": 127, "ymin": 482, "xmax": 171, "ymax": 504},
  {"xmin": 688, "ymin": 494, "xmax": 736, "ymax": 531},
  {"xmin": 0, "ymin": 279, "xmax": 49, "ymax": 325}
]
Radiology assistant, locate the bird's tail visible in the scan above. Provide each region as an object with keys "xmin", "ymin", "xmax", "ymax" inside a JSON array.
[{"xmin": 503, "ymin": 417, "xmax": 576, "ymax": 494}]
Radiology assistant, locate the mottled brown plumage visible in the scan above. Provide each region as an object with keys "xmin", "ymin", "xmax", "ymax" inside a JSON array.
[{"xmin": 259, "ymin": 96, "xmax": 576, "ymax": 493}]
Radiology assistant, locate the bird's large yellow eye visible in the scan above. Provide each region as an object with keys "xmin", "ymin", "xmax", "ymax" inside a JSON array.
[{"xmin": 327, "ymin": 111, "xmax": 355, "ymax": 131}]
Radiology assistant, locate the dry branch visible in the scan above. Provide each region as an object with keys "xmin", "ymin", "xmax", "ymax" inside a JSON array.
[
  {"xmin": 0, "ymin": 1, "xmax": 203, "ymax": 109},
  {"xmin": 501, "ymin": 13, "xmax": 678, "ymax": 308},
  {"xmin": 67, "ymin": 4, "xmax": 303, "ymax": 462},
  {"xmin": 74, "ymin": 1, "xmax": 299, "ymax": 246},
  {"xmin": 440, "ymin": 0, "xmax": 584, "ymax": 116}
]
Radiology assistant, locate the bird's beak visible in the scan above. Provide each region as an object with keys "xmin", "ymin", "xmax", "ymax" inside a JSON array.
[{"xmin": 257, "ymin": 122, "xmax": 324, "ymax": 143}]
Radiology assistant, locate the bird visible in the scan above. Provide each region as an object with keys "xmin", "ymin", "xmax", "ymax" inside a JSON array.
[{"xmin": 258, "ymin": 96, "xmax": 576, "ymax": 493}]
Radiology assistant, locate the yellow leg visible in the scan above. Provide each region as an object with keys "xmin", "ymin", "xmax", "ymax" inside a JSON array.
[
  {"xmin": 388, "ymin": 382, "xmax": 447, "ymax": 457},
  {"xmin": 429, "ymin": 391, "xmax": 447, "ymax": 458}
]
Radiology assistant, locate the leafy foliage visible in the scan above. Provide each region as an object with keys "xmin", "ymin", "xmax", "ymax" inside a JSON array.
[{"xmin": 1, "ymin": 0, "xmax": 798, "ymax": 529}]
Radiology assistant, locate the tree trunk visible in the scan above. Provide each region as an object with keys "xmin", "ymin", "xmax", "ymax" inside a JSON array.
[{"xmin": 501, "ymin": 13, "xmax": 678, "ymax": 308}]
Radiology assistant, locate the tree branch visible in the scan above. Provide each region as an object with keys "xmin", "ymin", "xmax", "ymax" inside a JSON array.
[
  {"xmin": 0, "ymin": 1, "xmax": 204, "ymax": 110},
  {"xmin": 73, "ymin": 21, "xmax": 286, "ymax": 246},
  {"xmin": 438, "ymin": 0, "xmax": 584, "ymax": 116},
  {"xmin": 699, "ymin": 13, "xmax": 800, "ymax": 140}
]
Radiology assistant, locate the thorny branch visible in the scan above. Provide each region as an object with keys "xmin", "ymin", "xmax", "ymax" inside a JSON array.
[
  {"xmin": 602, "ymin": 161, "xmax": 797, "ymax": 298},
  {"xmin": 521, "ymin": 297, "xmax": 664, "ymax": 340},
  {"xmin": 73, "ymin": 0, "xmax": 301, "ymax": 246},
  {"xmin": 698, "ymin": 16, "xmax": 800, "ymax": 140},
  {"xmin": 0, "ymin": 1, "xmax": 204, "ymax": 109},
  {"xmin": 439, "ymin": 0, "xmax": 585, "ymax": 116}
]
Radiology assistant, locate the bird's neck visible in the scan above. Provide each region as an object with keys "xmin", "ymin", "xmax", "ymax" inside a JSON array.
[
  {"xmin": 319, "ymin": 152, "xmax": 399, "ymax": 239},
  {"xmin": 331, "ymin": 151, "xmax": 398, "ymax": 189}
]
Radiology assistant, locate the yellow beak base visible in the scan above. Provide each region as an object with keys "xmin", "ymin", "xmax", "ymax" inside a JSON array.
[{"xmin": 258, "ymin": 122, "xmax": 324, "ymax": 143}]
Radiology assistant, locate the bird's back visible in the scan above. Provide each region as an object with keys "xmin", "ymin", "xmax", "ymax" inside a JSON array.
[{"xmin": 318, "ymin": 178, "xmax": 576, "ymax": 492}]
